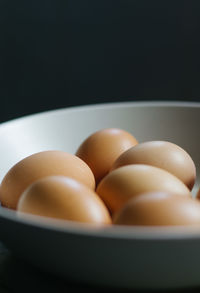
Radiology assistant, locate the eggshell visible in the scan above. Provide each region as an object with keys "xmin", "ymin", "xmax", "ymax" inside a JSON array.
[
  {"xmin": 113, "ymin": 192, "xmax": 200, "ymax": 226},
  {"xmin": 196, "ymin": 188, "xmax": 200, "ymax": 200},
  {"xmin": 112, "ymin": 141, "xmax": 196, "ymax": 190},
  {"xmin": 0, "ymin": 150, "xmax": 95, "ymax": 210},
  {"xmin": 96, "ymin": 164, "xmax": 191, "ymax": 215},
  {"xmin": 17, "ymin": 176, "xmax": 111, "ymax": 225},
  {"xmin": 75, "ymin": 128, "xmax": 138, "ymax": 185}
]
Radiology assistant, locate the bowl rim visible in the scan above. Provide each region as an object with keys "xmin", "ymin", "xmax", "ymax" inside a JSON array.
[
  {"xmin": 2, "ymin": 207, "xmax": 200, "ymax": 241},
  {"xmin": 1, "ymin": 99, "xmax": 200, "ymax": 126},
  {"xmin": 1, "ymin": 100, "xmax": 200, "ymax": 241}
]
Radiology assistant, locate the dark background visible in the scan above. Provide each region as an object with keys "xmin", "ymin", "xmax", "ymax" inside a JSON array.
[{"xmin": 1, "ymin": 0, "xmax": 200, "ymax": 123}]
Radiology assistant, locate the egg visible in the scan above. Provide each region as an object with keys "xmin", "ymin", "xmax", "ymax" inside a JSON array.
[
  {"xmin": 96, "ymin": 164, "xmax": 191, "ymax": 215},
  {"xmin": 75, "ymin": 128, "xmax": 138, "ymax": 185},
  {"xmin": 0, "ymin": 150, "xmax": 95, "ymax": 210},
  {"xmin": 17, "ymin": 176, "xmax": 111, "ymax": 225},
  {"xmin": 196, "ymin": 188, "xmax": 200, "ymax": 200},
  {"xmin": 113, "ymin": 192, "xmax": 200, "ymax": 226},
  {"xmin": 112, "ymin": 141, "xmax": 196, "ymax": 190}
]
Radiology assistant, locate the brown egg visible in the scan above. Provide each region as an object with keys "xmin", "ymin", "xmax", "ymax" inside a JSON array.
[
  {"xmin": 112, "ymin": 141, "xmax": 196, "ymax": 190},
  {"xmin": 17, "ymin": 176, "xmax": 111, "ymax": 225},
  {"xmin": 196, "ymin": 188, "xmax": 200, "ymax": 200},
  {"xmin": 75, "ymin": 128, "xmax": 138, "ymax": 185},
  {"xmin": 96, "ymin": 164, "xmax": 191, "ymax": 215},
  {"xmin": 113, "ymin": 192, "xmax": 200, "ymax": 226},
  {"xmin": 0, "ymin": 150, "xmax": 95, "ymax": 210}
]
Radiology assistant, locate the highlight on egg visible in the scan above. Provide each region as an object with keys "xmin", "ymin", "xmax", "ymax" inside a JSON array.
[
  {"xmin": 75, "ymin": 128, "xmax": 138, "ymax": 185},
  {"xmin": 113, "ymin": 192, "xmax": 200, "ymax": 226},
  {"xmin": 111, "ymin": 141, "xmax": 196, "ymax": 190},
  {"xmin": 96, "ymin": 164, "xmax": 192, "ymax": 215},
  {"xmin": 0, "ymin": 150, "xmax": 95, "ymax": 210},
  {"xmin": 17, "ymin": 176, "xmax": 111, "ymax": 225}
]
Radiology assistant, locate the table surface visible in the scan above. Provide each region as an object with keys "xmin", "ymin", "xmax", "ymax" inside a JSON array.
[{"xmin": 0, "ymin": 242, "xmax": 200, "ymax": 293}]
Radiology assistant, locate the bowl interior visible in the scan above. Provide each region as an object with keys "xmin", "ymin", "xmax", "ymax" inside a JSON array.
[{"xmin": 0, "ymin": 101, "xmax": 199, "ymax": 196}]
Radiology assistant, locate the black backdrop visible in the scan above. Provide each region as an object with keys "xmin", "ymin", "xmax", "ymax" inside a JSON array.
[{"xmin": 1, "ymin": 0, "xmax": 200, "ymax": 122}]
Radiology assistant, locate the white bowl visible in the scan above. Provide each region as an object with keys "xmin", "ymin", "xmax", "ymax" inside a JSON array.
[{"xmin": 0, "ymin": 101, "xmax": 200, "ymax": 290}]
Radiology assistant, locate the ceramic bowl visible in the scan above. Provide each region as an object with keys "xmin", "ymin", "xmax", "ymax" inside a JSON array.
[{"xmin": 0, "ymin": 101, "xmax": 200, "ymax": 290}]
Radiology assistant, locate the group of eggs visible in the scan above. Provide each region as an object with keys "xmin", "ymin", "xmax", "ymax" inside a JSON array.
[{"xmin": 0, "ymin": 127, "xmax": 200, "ymax": 227}]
